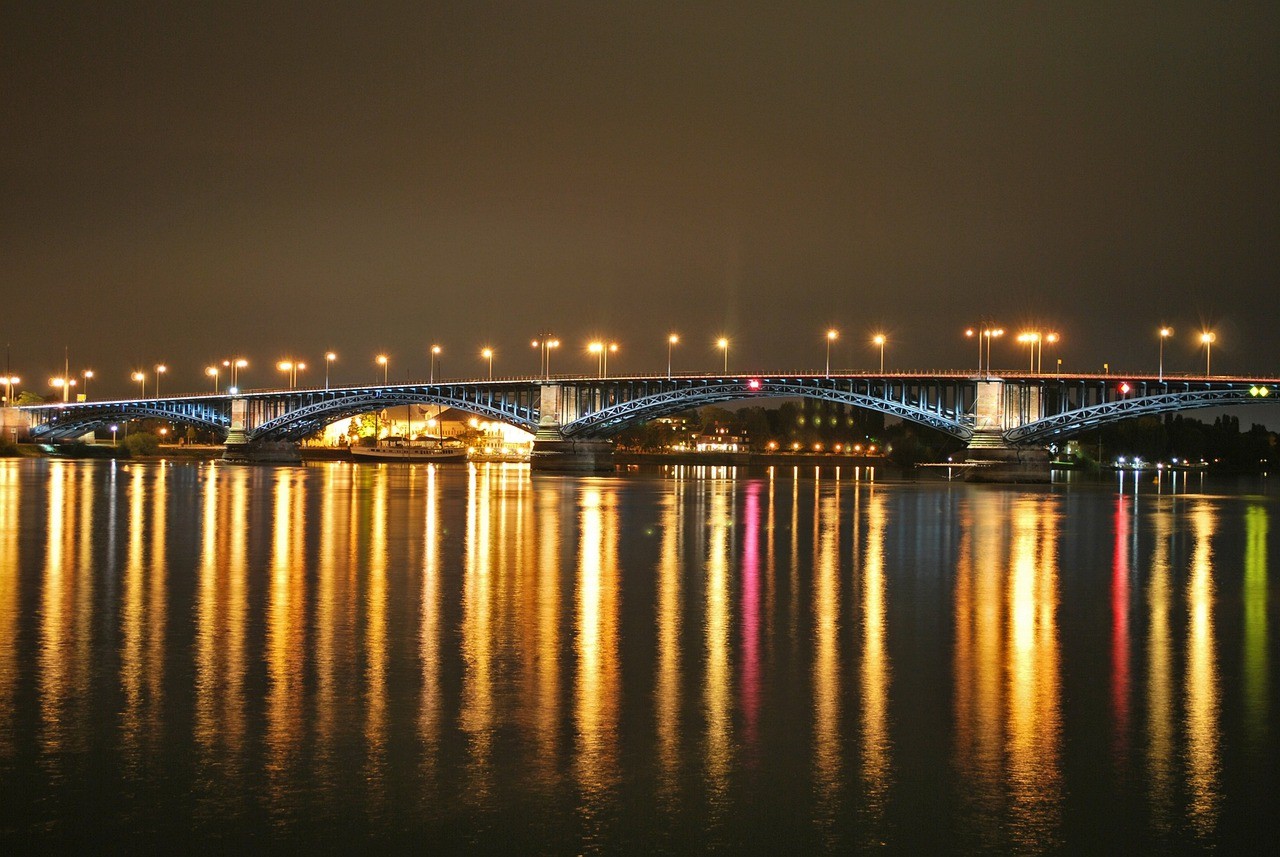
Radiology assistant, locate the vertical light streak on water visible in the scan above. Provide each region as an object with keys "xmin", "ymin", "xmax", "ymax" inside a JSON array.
[
  {"xmin": 142, "ymin": 464, "xmax": 168, "ymax": 760},
  {"xmin": 315, "ymin": 465, "xmax": 339, "ymax": 772},
  {"xmin": 1006, "ymin": 497, "xmax": 1062, "ymax": 852},
  {"xmin": 364, "ymin": 467, "xmax": 389, "ymax": 810},
  {"xmin": 223, "ymin": 467, "xmax": 248, "ymax": 766},
  {"xmin": 703, "ymin": 477, "xmax": 733, "ymax": 827},
  {"xmin": 789, "ymin": 471, "xmax": 800, "ymax": 659},
  {"xmin": 120, "ymin": 466, "xmax": 146, "ymax": 773},
  {"xmin": 266, "ymin": 469, "xmax": 305, "ymax": 823},
  {"xmin": 1144, "ymin": 503, "xmax": 1175, "ymax": 831},
  {"xmin": 38, "ymin": 461, "xmax": 68, "ymax": 758},
  {"xmin": 953, "ymin": 495, "xmax": 1004, "ymax": 848},
  {"xmin": 576, "ymin": 485, "xmax": 620, "ymax": 847},
  {"xmin": 72, "ymin": 463, "xmax": 94, "ymax": 731},
  {"xmin": 461, "ymin": 463, "xmax": 494, "ymax": 804},
  {"xmin": 1111, "ymin": 494, "xmax": 1132, "ymax": 769},
  {"xmin": 418, "ymin": 464, "xmax": 442, "ymax": 787},
  {"xmin": 1242, "ymin": 504, "xmax": 1268, "ymax": 750},
  {"xmin": 528, "ymin": 477, "xmax": 562, "ymax": 793},
  {"xmin": 655, "ymin": 477, "xmax": 684, "ymax": 806},
  {"xmin": 0, "ymin": 462, "xmax": 17, "ymax": 756},
  {"xmin": 860, "ymin": 487, "xmax": 891, "ymax": 839},
  {"xmin": 740, "ymin": 480, "xmax": 762, "ymax": 759},
  {"xmin": 812, "ymin": 476, "xmax": 841, "ymax": 844},
  {"xmin": 765, "ymin": 469, "xmax": 776, "ymax": 667},
  {"xmin": 194, "ymin": 464, "xmax": 219, "ymax": 761},
  {"xmin": 1185, "ymin": 502, "xmax": 1220, "ymax": 839}
]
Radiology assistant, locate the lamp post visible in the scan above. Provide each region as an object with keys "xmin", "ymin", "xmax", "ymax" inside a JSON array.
[
  {"xmin": 966, "ymin": 328, "xmax": 980, "ymax": 374},
  {"xmin": 667, "ymin": 334, "xmax": 679, "ymax": 379},
  {"xmin": 429, "ymin": 345, "xmax": 441, "ymax": 383},
  {"xmin": 132, "ymin": 371, "xmax": 146, "ymax": 398},
  {"xmin": 206, "ymin": 366, "xmax": 219, "ymax": 393},
  {"xmin": 531, "ymin": 335, "xmax": 559, "ymax": 380},
  {"xmin": 223, "ymin": 358, "xmax": 248, "ymax": 392},
  {"xmin": 825, "ymin": 329, "xmax": 838, "ymax": 377},
  {"xmin": 154, "ymin": 364, "xmax": 166, "ymax": 397},
  {"xmin": 1017, "ymin": 332, "xmax": 1039, "ymax": 372},
  {"xmin": 325, "ymin": 352, "xmax": 336, "ymax": 390},
  {"xmin": 277, "ymin": 360, "xmax": 305, "ymax": 389},
  {"xmin": 1200, "ymin": 331, "xmax": 1215, "ymax": 377},
  {"xmin": 981, "ymin": 328, "xmax": 1004, "ymax": 378},
  {"xmin": 376, "ymin": 354, "xmax": 389, "ymax": 385},
  {"xmin": 588, "ymin": 341, "xmax": 617, "ymax": 379},
  {"xmin": 109, "ymin": 424, "xmax": 118, "ymax": 446},
  {"xmin": 1043, "ymin": 333, "xmax": 1059, "ymax": 374},
  {"xmin": 717, "ymin": 337, "xmax": 729, "ymax": 374},
  {"xmin": 481, "ymin": 348, "xmax": 493, "ymax": 380},
  {"xmin": 872, "ymin": 333, "xmax": 886, "ymax": 373},
  {"xmin": 1158, "ymin": 327, "xmax": 1173, "ymax": 382},
  {"xmin": 50, "ymin": 377, "xmax": 74, "ymax": 403},
  {"xmin": 81, "ymin": 369, "xmax": 93, "ymax": 400},
  {"xmin": 0, "ymin": 375, "xmax": 18, "ymax": 405}
]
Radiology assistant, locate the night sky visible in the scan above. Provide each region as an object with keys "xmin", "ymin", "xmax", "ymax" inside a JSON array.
[{"xmin": 3, "ymin": 3, "xmax": 1278, "ymax": 397}]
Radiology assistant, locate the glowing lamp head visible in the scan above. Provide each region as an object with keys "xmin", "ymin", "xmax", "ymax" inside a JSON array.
[
  {"xmin": 669, "ymin": 334, "xmax": 679, "ymax": 344},
  {"xmin": 1160, "ymin": 327, "xmax": 1173, "ymax": 338},
  {"xmin": 326, "ymin": 352, "xmax": 336, "ymax": 361},
  {"xmin": 873, "ymin": 334, "xmax": 886, "ymax": 346},
  {"xmin": 717, "ymin": 338, "xmax": 729, "ymax": 349},
  {"xmin": 1200, "ymin": 332, "xmax": 1215, "ymax": 344},
  {"xmin": 376, "ymin": 354, "xmax": 388, "ymax": 365}
]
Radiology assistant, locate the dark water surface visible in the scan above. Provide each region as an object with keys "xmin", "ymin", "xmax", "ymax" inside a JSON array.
[{"xmin": 0, "ymin": 459, "xmax": 1277, "ymax": 853}]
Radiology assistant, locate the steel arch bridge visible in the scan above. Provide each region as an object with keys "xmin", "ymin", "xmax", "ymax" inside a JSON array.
[
  {"xmin": 19, "ymin": 372, "xmax": 1280, "ymax": 447},
  {"xmin": 23, "ymin": 398, "xmax": 231, "ymax": 441}
]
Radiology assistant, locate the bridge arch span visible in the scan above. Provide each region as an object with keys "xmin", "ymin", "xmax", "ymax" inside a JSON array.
[
  {"xmin": 1006, "ymin": 388, "xmax": 1276, "ymax": 444},
  {"xmin": 248, "ymin": 389, "xmax": 539, "ymax": 442},
  {"xmin": 561, "ymin": 378, "xmax": 973, "ymax": 440},
  {"xmin": 27, "ymin": 402, "xmax": 231, "ymax": 441}
]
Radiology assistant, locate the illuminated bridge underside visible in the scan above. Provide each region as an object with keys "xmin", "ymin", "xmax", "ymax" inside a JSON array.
[
  {"xmin": 249, "ymin": 387, "xmax": 539, "ymax": 441},
  {"xmin": 1009, "ymin": 388, "xmax": 1272, "ymax": 444},
  {"xmin": 564, "ymin": 378, "xmax": 973, "ymax": 440},
  {"xmin": 28, "ymin": 401, "xmax": 230, "ymax": 441}
]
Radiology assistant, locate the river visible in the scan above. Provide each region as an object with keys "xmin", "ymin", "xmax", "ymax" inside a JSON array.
[{"xmin": 0, "ymin": 458, "xmax": 1275, "ymax": 852}]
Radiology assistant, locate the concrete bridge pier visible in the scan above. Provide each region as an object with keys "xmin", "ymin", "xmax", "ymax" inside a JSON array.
[
  {"xmin": 221, "ymin": 398, "xmax": 301, "ymax": 464},
  {"xmin": 529, "ymin": 385, "xmax": 615, "ymax": 472},
  {"xmin": 962, "ymin": 379, "xmax": 1051, "ymax": 483}
]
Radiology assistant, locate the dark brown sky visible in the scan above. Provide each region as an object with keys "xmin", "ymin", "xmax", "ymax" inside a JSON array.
[{"xmin": 3, "ymin": 2, "xmax": 1278, "ymax": 395}]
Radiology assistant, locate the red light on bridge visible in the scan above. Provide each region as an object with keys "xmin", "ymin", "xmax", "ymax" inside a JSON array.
[
  {"xmin": 1118, "ymin": 382, "xmax": 1131, "ymax": 395},
  {"xmin": 748, "ymin": 379, "xmax": 761, "ymax": 390}
]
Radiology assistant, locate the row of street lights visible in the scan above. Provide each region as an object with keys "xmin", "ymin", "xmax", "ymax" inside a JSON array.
[{"xmin": 20, "ymin": 324, "xmax": 1230, "ymax": 402}]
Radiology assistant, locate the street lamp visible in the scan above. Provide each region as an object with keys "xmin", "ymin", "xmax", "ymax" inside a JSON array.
[
  {"xmin": 667, "ymin": 334, "xmax": 679, "ymax": 379},
  {"xmin": 825, "ymin": 329, "xmax": 838, "ymax": 377},
  {"xmin": 588, "ymin": 341, "xmax": 618, "ymax": 379},
  {"xmin": 481, "ymin": 348, "xmax": 493, "ymax": 380},
  {"xmin": 717, "ymin": 337, "xmax": 729, "ymax": 374},
  {"xmin": 325, "ymin": 352, "xmax": 336, "ymax": 390},
  {"xmin": 1200, "ymin": 331, "xmax": 1215, "ymax": 377},
  {"xmin": 982, "ymin": 328, "xmax": 1004, "ymax": 378},
  {"xmin": 0, "ymin": 375, "xmax": 18, "ymax": 405},
  {"xmin": 50, "ymin": 377, "xmax": 75, "ymax": 403},
  {"xmin": 1043, "ymin": 333, "xmax": 1059, "ymax": 374},
  {"xmin": 109, "ymin": 424, "xmax": 118, "ymax": 446},
  {"xmin": 532, "ymin": 335, "xmax": 560, "ymax": 380},
  {"xmin": 154, "ymin": 364, "xmax": 167, "ymax": 397},
  {"xmin": 429, "ymin": 345, "xmax": 441, "ymax": 383},
  {"xmin": 1158, "ymin": 327, "xmax": 1173, "ymax": 382},
  {"xmin": 206, "ymin": 366, "xmax": 219, "ymax": 393},
  {"xmin": 1017, "ymin": 332, "xmax": 1039, "ymax": 372},
  {"xmin": 132, "ymin": 371, "xmax": 146, "ymax": 398},
  {"xmin": 222, "ymin": 358, "xmax": 248, "ymax": 391},
  {"xmin": 376, "ymin": 354, "xmax": 389, "ymax": 385},
  {"xmin": 872, "ymin": 333, "xmax": 886, "ymax": 373},
  {"xmin": 81, "ymin": 369, "xmax": 93, "ymax": 400},
  {"xmin": 277, "ymin": 360, "xmax": 305, "ymax": 389}
]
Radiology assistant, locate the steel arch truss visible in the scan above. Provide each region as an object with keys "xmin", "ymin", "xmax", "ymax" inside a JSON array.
[
  {"xmin": 562, "ymin": 378, "xmax": 973, "ymax": 440},
  {"xmin": 1006, "ymin": 388, "xmax": 1269, "ymax": 444},
  {"xmin": 248, "ymin": 387, "xmax": 540, "ymax": 442},
  {"xmin": 26, "ymin": 401, "xmax": 231, "ymax": 441}
]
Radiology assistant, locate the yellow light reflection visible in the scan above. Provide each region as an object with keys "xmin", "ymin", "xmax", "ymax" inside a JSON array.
[
  {"xmin": 364, "ymin": 466, "xmax": 388, "ymax": 807},
  {"xmin": 1145, "ymin": 502, "xmax": 1175, "ymax": 831},
  {"xmin": 1185, "ymin": 502, "xmax": 1220, "ymax": 838},
  {"xmin": 418, "ymin": 464, "xmax": 443, "ymax": 779},
  {"xmin": 527, "ymin": 474, "xmax": 562, "ymax": 790},
  {"xmin": 812, "ymin": 479, "xmax": 841, "ymax": 839},
  {"xmin": 655, "ymin": 478, "xmax": 685, "ymax": 805},
  {"xmin": 38, "ymin": 460, "xmax": 70, "ymax": 755},
  {"xmin": 1006, "ymin": 497, "xmax": 1062, "ymax": 851},
  {"xmin": 1242, "ymin": 504, "xmax": 1268, "ymax": 748},
  {"xmin": 704, "ymin": 480, "xmax": 733, "ymax": 813},
  {"xmin": 576, "ymin": 485, "xmax": 620, "ymax": 831},
  {"xmin": 860, "ymin": 488, "xmax": 891, "ymax": 830},
  {"xmin": 461, "ymin": 463, "xmax": 495, "ymax": 802},
  {"xmin": 0, "ymin": 462, "xmax": 17, "ymax": 756},
  {"xmin": 265, "ymin": 469, "xmax": 307, "ymax": 813}
]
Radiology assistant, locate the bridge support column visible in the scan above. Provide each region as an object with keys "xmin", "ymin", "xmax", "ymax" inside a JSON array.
[
  {"xmin": 961, "ymin": 380, "xmax": 1049, "ymax": 482},
  {"xmin": 222, "ymin": 397, "xmax": 301, "ymax": 464},
  {"xmin": 529, "ymin": 384, "xmax": 614, "ymax": 472}
]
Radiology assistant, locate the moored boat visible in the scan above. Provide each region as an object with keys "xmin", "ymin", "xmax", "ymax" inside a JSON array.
[{"xmin": 350, "ymin": 436, "xmax": 467, "ymax": 462}]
